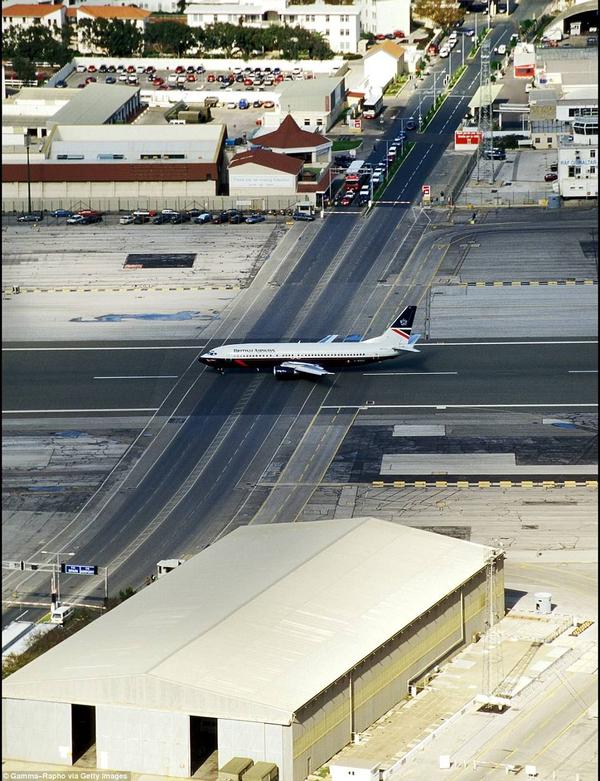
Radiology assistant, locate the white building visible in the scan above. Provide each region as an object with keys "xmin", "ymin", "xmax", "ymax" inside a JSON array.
[
  {"xmin": 76, "ymin": 4, "xmax": 151, "ymax": 54},
  {"xmin": 558, "ymin": 115, "xmax": 598, "ymax": 197},
  {"xmin": 186, "ymin": 1, "xmax": 361, "ymax": 53},
  {"xmin": 359, "ymin": 0, "xmax": 410, "ymax": 37},
  {"xmin": 3, "ymin": 518, "xmax": 504, "ymax": 781},
  {"xmin": 363, "ymin": 40, "xmax": 405, "ymax": 91},
  {"xmin": 1, "ymin": 2, "xmax": 65, "ymax": 30}
]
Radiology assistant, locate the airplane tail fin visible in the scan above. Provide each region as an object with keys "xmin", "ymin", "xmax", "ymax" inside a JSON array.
[{"xmin": 363, "ymin": 306, "xmax": 420, "ymax": 351}]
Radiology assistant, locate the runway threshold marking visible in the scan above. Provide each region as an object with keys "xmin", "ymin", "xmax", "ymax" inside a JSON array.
[
  {"xmin": 2, "ymin": 407, "xmax": 160, "ymax": 414},
  {"xmin": 93, "ymin": 375, "xmax": 179, "ymax": 380}
]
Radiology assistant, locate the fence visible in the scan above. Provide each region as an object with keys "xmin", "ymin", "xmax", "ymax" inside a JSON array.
[
  {"xmin": 2, "ymin": 194, "xmax": 311, "ymax": 216},
  {"xmin": 458, "ymin": 188, "xmax": 559, "ymax": 207}
]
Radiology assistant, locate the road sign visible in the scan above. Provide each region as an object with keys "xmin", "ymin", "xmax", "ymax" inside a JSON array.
[
  {"xmin": 62, "ymin": 563, "xmax": 98, "ymax": 575},
  {"xmin": 422, "ymin": 185, "xmax": 431, "ymax": 196},
  {"xmin": 352, "ymin": 119, "xmax": 362, "ymax": 130}
]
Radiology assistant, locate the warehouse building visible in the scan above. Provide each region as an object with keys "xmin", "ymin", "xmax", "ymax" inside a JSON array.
[
  {"xmin": 2, "ymin": 123, "xmax": 225, "ymax": 210},
  {"xmin": 2, "ymin": 519, "xmax": 504, "ymax": 781}
]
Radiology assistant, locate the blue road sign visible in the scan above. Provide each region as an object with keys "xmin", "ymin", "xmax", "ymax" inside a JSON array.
[{"xmin": 62, "ymin": 563, "xmax": 98, "ymax": 575}]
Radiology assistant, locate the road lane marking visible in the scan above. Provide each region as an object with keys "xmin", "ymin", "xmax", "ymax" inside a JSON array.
[
  {"xmin": 2, "ymin": 407, "xmax": 160, "ymax": 413},
  {"xmin": 362, "ymin": 371, "xmax": 459, "ymax": 376},
  {"xmin": 2, "ymin": 346, "xmax": 204, "ymax": 351},
  {"xmin": 322, "ymin": 403, "xmax": 597, "ymax": 409},
  {"xmin": 93, "ymin": 375, "xmax": 178, "ymax": 380},
  {"xmin": 568, "ymin": 370, "xmax": 598, "ymax": 373}
]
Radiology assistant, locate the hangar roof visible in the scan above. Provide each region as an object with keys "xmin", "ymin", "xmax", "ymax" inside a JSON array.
[
  {"xmin": 3, "ymin": 519, "xmax": 496, "ymax": 725},
  {"xmin": 47, "ymin": 84, "xmax": 140, "ymax": 127}
]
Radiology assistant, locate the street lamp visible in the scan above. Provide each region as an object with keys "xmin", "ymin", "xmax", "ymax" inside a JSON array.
[
  {"xmin": 24, "ymin": 134, "xmax": 32, "ymax": 213},
  {"xmin": 41, "ymin": 550, "xmax": 74, "ymax": 606}
]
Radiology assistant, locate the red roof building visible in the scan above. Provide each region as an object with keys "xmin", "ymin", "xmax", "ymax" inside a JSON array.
[{"xmin": 253, "ymin": 115, "xmax": 332, "ymax": 163}]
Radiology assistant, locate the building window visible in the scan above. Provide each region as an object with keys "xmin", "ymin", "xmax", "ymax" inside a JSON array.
[
  {"xmin": 590, "ymin": 150, "xmax": 596, "ymax": 158},
  {"xmin": 535, "ymin": 137, "xmax": 541, "ymax": 143},
  {"xmin": 590, "ymin": 166, "xmax": 596, "ymax": 174},
  {"xmin": 304, "ymin": 119, "xmax": 311, "ymax": 126},
  {"xmin": 547, "ymin": 137, "xmax": 552, "ymax": 143}
]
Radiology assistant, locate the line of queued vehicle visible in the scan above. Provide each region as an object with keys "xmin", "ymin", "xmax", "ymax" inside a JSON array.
[{"xmin": 14, "ymin": 208, "xmax": 315, "ymax": 225}]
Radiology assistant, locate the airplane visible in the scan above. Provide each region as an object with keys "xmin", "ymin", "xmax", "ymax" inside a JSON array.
[{"xmin": 199, "ymin": 306, "xmax": 420, "ymax": 379}]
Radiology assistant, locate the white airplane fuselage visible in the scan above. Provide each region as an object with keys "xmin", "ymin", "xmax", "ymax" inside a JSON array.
[{"xmin": 200, "ymin": 341, "xmax": 396, "ymax": 370}]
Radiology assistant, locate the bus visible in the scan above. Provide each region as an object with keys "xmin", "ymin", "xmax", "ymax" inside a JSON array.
[
  {"xmin": 363, "ymin": 94, "xmax": 383, "ymax": 119},
  {"xmin": 344, "ymin": 160, "xmax": 367, "ymax": 189}
]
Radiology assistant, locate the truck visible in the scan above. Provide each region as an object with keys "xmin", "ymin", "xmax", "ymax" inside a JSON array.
[{"xmin": 344, "ymin": 160, "xmax": 367, "ymax": 190}]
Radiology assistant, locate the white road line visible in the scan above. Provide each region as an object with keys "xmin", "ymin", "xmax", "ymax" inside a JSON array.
[
  {"xmin": 322, "ymin": 403, "xmax": 597, "ymax": 410},
  {"xmin": 2, "ymin": 346, "xmax": 203, "ymax": 352},
  {"xmin": 568, "ymin": 370, "xmax": 598, "ymax": 373},
  {"xmin": 93, "ymin": 375, "xmax": 178, "ymax": 380},
  {"xmin": 362, "ymin": 371, "xmax": 459, "ymax": 376},
  {"xmin": 422, "ymin": 340, "xmax": 598, "ymax": 346},
  {"xmin": 2, "ymin": 408, "xmax": 160, "ymax": 414}
]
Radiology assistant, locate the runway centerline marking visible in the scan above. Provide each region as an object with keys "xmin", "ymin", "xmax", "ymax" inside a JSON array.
[
  {"xmin": 362, "ymin": 371, "xmax": 459, "ymax": 376},
  {"xmin": 93, "ymin": 375, "xmax": 178, "ymax": 380},
  {"xmin": 568, "ymin": 370, "xmax": 598, "ymax": 374},
  {"xmin": 2, "ymin": 407, "xmax": 160, "ymax": 414}
]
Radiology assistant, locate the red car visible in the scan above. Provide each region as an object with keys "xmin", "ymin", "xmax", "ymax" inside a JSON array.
[
  {"xmin": 375, "ymin": 33, "xmax": 386, "ymax": 40},
  {"xmin": 152, "ymin": 77, "xmax": 164, "ymax": 86},
  {"xmin": 127, "ymin": 65, "xmax": 135, "ymax": 73},
  {"xmin": 394, "ymin": 30, "xmax": 406, "ymax": 39},
  {"xmin": 340, "ymin": 193, "xmax": 355, "ymax": 206},
  {"xmin": 544, "ymin": 172, "xmax": 558, "ymax": 182},
  {"xmin": 186, "ymin": 73, "xmax": 196, "ymax": 82},
  {"xmin": 175, "ymin": 65, "xmax": 185, "ymax": 74},
  {"xmin": 207, "ymin": 73, "xmax": 216, "ymax": 82},
  {"xmin": 243, "ymin": 78, "xmax": 253, "ymax": 85},
  {"xmin": 87, "ymin": 64, "xmax": 97, "ymax": 73},
  {"xmin": 85, "ymin": 76, "xmax": 97, "ymax": 83}
]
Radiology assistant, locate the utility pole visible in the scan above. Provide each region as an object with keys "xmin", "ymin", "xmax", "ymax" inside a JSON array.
[
  {"xmin": 477, "ymin": 38, "xmax": 495, "ymax": 184},
  {"xmin": 25, "ymin": 135, "xmax": 32, "ymax": 213},
  {"xmin": 41, "ymin": 550, "xmax": 74, "ymax": 607}
]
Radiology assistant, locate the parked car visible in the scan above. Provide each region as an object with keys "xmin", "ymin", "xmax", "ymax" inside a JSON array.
[
  {"xmin": 293, "ymin": 212, "xmax": 315, "ymax": 221},
  {"xmin": 134, "ymin": 215, "xmax": 150, "ymax": 224},
  {"xmin": 544, "ymin": 172, "xmax": 558, "ymax": 182},
  {"xmin": 245, "ymin": 213, "xmax": 265, "ymax": 224},
  {"xmin": 50, "ymin": 209, "xmax": 73, "ymax": 218},
  {"xmin": 483, "ymin": 148, "xmax": 506, "ymax": 160},
  {"xmin": 120, "ymin": 215, "xmax": 135, "ymax": 225},
  {"xmin": 394, "ymin": 30, "xmax": 406, "ymax": 39},
  {"xmin": 76, "ymin": 65, "xmax": 86, "ymax": 73},
  {"xmin": 67, "ymin": 214, "xmax": 101, "ymax": 224},
  {"xmin": 404, "ymin": 117, "xmax": 417, "ymax": 130},
  {"xmin": 192, "ymin": 212, "xmax": 212, "ymax": 224},
  {"xmin": 263, "ymin": 101, "xmax": 275, "ymax": 109},
  {"xmin": 87, "ymin": 65, "xmax": 97, "ymax": 73},
  {"xmin": 152, "ymin": 213, "xmax": 172, "ymax": 224},
  {"xmin": 17, "ymin": 211, "xmax": 44, "ymax": 222},
  {"xmin": 106, "ymin": 76, "xmax": 116, "ymax": 84},
  {"xmin": 463, "ymin": 28, "xmax": 475, "ymax": 37}
]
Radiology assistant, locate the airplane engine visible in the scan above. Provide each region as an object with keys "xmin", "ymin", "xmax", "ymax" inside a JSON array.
[{"xmin": 273, "ymin": 366, "xmax": 298, "ymax": 380}]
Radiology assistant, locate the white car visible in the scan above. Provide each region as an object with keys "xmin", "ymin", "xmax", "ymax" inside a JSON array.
[
  {"xmin": 76, "ymin": 65, "xmax": 87, "ymax": 73},
  {"xmin": 120, "ymin": 215, "xmax": 135, "ymax": 225},
  {"xmin": 497, "ymin": 44, "xmax": 507, "ymax": 55},
  {"xmin": 167, "ymin": 73, "xmax": 178, "ymax": 83},
  {"xmin": 439, "ymin": 48, "xmax": 450, "ymax": 58},
  {"xmin": 525, "ymin": 82, "xmax": 533, "ymax": 93}
]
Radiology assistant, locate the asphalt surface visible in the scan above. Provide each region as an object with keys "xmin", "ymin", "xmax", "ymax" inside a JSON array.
[
  {"xmin": 2, "ymin": 11, "xmax": 598, "ymax": 613},
  {"xmin": 2, "ymin": 341, "xmax": 597, "ymax": 413}
]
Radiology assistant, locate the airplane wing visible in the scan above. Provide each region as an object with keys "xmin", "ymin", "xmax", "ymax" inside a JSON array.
[
  {"xmin": 280, "ymin": 361, "xmax": 333, "ymax": 377},
  {"xmin": 318, "ymin": 334, "xmax": 339, "ymax": 343}
]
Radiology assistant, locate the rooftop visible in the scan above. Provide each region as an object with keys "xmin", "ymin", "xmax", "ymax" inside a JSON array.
[
  {"xmin": 77, "ymin": 4, "xmax": 151, "ymax": 19},
  {"xmin": 49, "ymin": 123, "xmax": 225, "ymax": 163},
  {"xmin": 253, "ymin": 114, "xmax": 329, "ymax": 150},
  {"xmin": 47, "ymin": 83, "xmax": 140, "ymax": 126},
  {"xmin": 2, "ymin": 3, "xmax": 63, "ymax": 16},
  {"xmin": 277, "ymin": 76, "xmax": 345, "ymax": 112},
  {"xmin": 230, "ymin": 148, "xmax": 303, "ymax": 174},
  {"xmin": 3, "ymin": 518, "xmax": 496, "ymax": 725},
  {"xmin": 365, "ymin": 41, "xmax": 406, "ymax": 60}
]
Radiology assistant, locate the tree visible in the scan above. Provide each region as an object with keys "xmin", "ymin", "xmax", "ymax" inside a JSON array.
[
  {"xmin": 145, "ymin": 20, "xmax": 196, "ymax": 55},
  {"xmin": 176, "ymin": 0, "xmax": 187, "ymax": 12},
  {"xmin": 412, "ymin": 0, "xmax": 465, "ymax": 31},
  {"xmin": 12, "ymin": 54, "xmax": 36, "ymax": 83},
  {"xmin": 79, "ymin": 18, "xmax": 144, "ymax": 57},
  {"xmin": 3, "ymin": 24, "xmax": 72, "ymax": 66}
]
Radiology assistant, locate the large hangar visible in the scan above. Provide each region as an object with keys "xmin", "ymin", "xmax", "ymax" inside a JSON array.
[{"xmin": 2, "ymin": 518, "xmax": 504, "ymax": 780}]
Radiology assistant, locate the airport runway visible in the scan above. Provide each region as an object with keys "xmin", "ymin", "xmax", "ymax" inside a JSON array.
[{"xmin": 2, "ymin": 340, "xmax": 598, "ymax": 413}]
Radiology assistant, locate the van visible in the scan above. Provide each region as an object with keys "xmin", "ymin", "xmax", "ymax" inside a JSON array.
[{"xmin": 51, "ymin": 605, "xmax": 74, "ymax": 625}]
